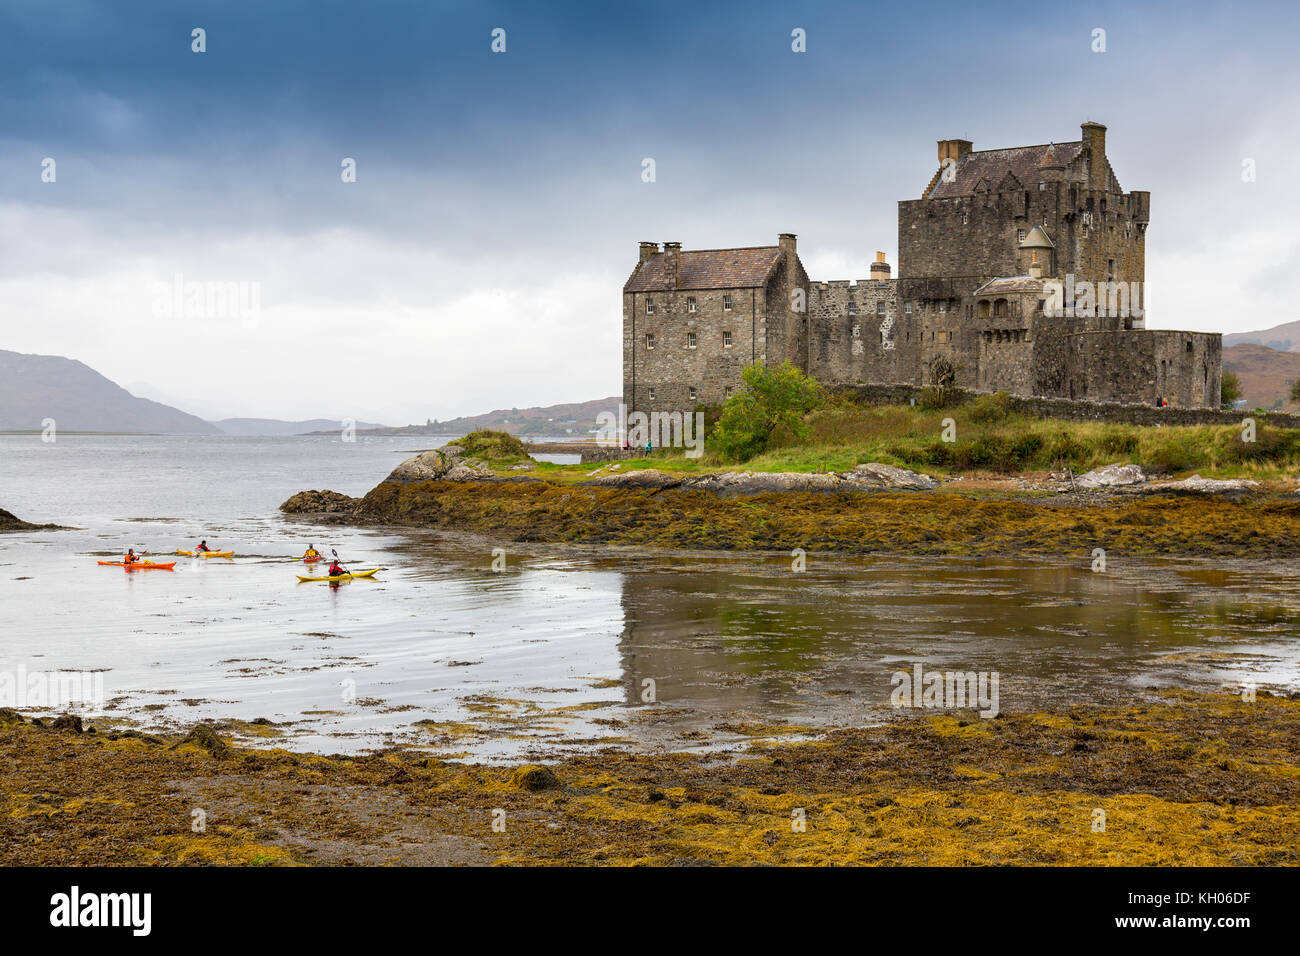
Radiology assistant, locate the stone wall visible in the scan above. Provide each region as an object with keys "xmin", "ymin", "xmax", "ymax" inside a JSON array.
[
  {"xmin": 831, "ymin": 383, "xmax": 1299, "ymax": 428},
  {"xmin": 623, "ymin": 284, "xmax": 764, "ymax": 416}
]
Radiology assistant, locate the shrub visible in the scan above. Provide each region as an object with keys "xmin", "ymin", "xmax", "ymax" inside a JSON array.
[
  {"xmin": 969, "ymin": 391, "xmax": 1016, "ymax": 424},
  {"xmin": 712, "ymin": 363, "xmax": 826, "ymax": 461}
]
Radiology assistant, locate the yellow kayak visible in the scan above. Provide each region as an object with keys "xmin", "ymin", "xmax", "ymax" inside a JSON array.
[
  {"xmin": 296, "ymin": 568, "xmax": 382, "ymax": 583},
  {"xmin": 177, "ymin": 550, "xmax": 234, "ymax": 558}
]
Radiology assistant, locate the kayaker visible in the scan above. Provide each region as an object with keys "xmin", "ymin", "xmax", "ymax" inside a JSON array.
[
  {"xmin": 328, "ymin": 558, "xmax": 347, "ymax": 577},
  {"xmin": 124, "ymin": 549, "xmax": 140, "ymax": 565},
  {"xmin": 303, "ymin": 544, "xmax": 320, "ymax": 559},
  {"xmin": 196, "ymin": 540, "xmax": 210, "ymax": 553}
]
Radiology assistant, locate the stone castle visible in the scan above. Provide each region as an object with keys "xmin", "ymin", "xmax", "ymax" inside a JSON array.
[{"xmin": 622, "ymin": 121, "xmax": 1222, "ymax": 419}]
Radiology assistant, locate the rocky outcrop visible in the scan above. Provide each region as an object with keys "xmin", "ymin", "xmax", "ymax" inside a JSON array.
[
  {"xmin": 583, "ymin": 462, "xmax": 939, "ymax": 496},
  {"xmin": 0, "ymin": 507, "xmax": 66, "ymax": 533},
  {"xmin": 1074, "ymin": 464, "xmax": 1148, "ymax": 489},
  {"xmin": 845, "ymin": 462, "xmax": 941, "ymax": 490},
  {"xmin": 588, "ymin": 469, "xmax": 683, "ymax": 490},
  {"xmin": 385, "ymin": 445, "xmax": 494, "ymax": 484},
  {"xmin": 279, "ymin": 489, "xmax": 360, "ymax": 514},
  {"xmin": 1153, "ymin": 475, "xmax": 1260, "ymax": 495},
  {"xmin": 683, "ymin": 471, "xmax": 844, "ymax": 495}
]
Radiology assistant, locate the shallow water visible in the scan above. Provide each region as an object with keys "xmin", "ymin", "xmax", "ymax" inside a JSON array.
[{"xmin": 1, "ymin": 435, "xmax": 1297, "ymax": 760}]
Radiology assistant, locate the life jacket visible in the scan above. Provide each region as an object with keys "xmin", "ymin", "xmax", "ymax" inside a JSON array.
[{"xmin": 329, "ymin": 563, "xmax": 343, "ymax": 576}]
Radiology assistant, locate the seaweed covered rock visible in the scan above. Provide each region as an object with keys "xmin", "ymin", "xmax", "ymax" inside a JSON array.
[
  {"xmin": 0, "ymin": 507, "xmax": 65, "ymax": 533},
  {"xmin": 52, "ymin": 714, "xmax": 84, "ymax": 733},
  {"xmin": 279, "ymin": 489, "xmax": 360, "ymax": 514},
  {"xmin": 171, "ymin": 723, "xmax": 229, "ymax": 758},
  {"xmin": 510, "ymin": 763, "xmax": 561, "ymax": 792}
]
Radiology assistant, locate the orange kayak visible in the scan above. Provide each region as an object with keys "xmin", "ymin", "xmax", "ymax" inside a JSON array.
[
  {"xmin": 98, "ymin": 560, "xmax": 176, "ymax": 571},
  {"xmin": 303, "ymin": 555, "xmax": 322, "ymax": 563}
]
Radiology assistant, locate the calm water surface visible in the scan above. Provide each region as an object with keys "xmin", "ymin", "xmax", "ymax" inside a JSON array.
[{"xmin": 1, "ymin": 435, "xmax": 1297, "ymax": 760}]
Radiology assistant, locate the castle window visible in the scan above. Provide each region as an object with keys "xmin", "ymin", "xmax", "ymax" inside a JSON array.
[
  {"xmin": 938, "ymin": 300, "xmax": 946, "ymax": 313},
  {"xmin": 723, "ymin": 331, "xmax": 733, "ymax": 348},
  {"xmin": 993, "ymin": 298, "xmax": 1008, "ymax": 318},
  {"xmin": 1017, "ymin": 229, "xmax": 1026, "ymax": 243},
  {"xmin": 848, "ymin": 301, "xmax": 857, "ymax": 316},
  {"xmin": 648, "ymin": 388, "xmax": 655, "ymax": 400},
  {"xmin": 722, "ymin": 295, "xmax": 733, "ymax": 310},
  {"xmin": 1039, "ymin": 182, "xmax": 1047, "ymax": 191},
  {"xmin": 646, "ymin": 298, "xmax": 655, "ymax": 314},
  {"xmin": 1186, "ymin": 340, "xmax": 1193, "ymax": 353},
  {"xmin": 978, "ymin": 301, "xmax": 991, "ymax": 319},
  {"xmin": 904, "ymin": 301, "xmax": 913, "ymax": 314},
  {"xmin": 689, "ymin": 387, "xmax": 697, "ymax": 401},
  {"xmin": 687, "ymin": 332, "xmax": 697, "ymax": 349},
  {"xmin": 687, "ymin": 296, "xmax": 697, "ymax": 312},
  {"xmin": 802, "ymin": 318, "xmax": 808, "ymax": 331},
  {"xmin": 876, "ymin": 302, "xmax": 886, "ymax": 316},
  {"xmin": 852, "ymin": 323, "xmax": 861, "ymax": 339},
  {"xmin": 646, "ymin": 333, "xmax": 655, "ymax": 350}
]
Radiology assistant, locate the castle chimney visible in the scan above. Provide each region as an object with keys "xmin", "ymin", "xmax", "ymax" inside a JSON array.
[
  {"xmin": 662, "ymin": 241, "xmax": 681, "ymax": 288},
  {"xmin": 937, "ymin": 139, "xmax": 973, "ymax": 168},
  {"xmin": 639, "ymin": 241, "xmax": 660, "ymax": 264},
  {"xmin": 778, "ymin": 233, "xmax": 797, "ymax": 258},
  {"xmin": 1081, "ymin": 121, "xmax": 1107, "ymax": 191},
  {"xmin": 870, "ymin": 251, "xmax": 891, "ymax": 282}
]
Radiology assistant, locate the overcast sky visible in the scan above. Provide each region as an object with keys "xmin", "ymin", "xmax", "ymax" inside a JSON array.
[{"xmin": 1, "ymin": 0, "xmax": 1297, "ymax": 423}]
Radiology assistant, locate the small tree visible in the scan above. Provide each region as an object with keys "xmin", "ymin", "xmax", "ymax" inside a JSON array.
[
  {"xmin": 1289, "ymin": 377, "xmax": 1300, "ymax": 405},
  {"xmin": 711, "ymin": 363, "xmax": 825, "ymax": 461},
  {"xmin": 1220, "ymin": 372, "xmax": 1242, "ymax": 407}
]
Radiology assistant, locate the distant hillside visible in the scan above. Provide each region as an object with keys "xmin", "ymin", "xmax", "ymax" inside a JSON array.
[
  {"xmin": 213, "ymin": 417, "xmax": 389, "ymax": 436},
  {"xmin": 318, "ymin": 396, "xmax": 620, "ymax": 437},
  {"xmin": 1224, "ymin": 320, "xmax": 1300, "ymax": 353},
  {"xmin": 1222, "ymin": 343, "xmax": 1300, "ymax": 411},
  {"xmin": 0, "ymin": 350, "xmax": 219, "ymax": 434}
]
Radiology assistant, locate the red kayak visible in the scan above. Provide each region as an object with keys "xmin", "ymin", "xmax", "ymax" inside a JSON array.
[
  {"xmin": 303, "ymin": 555, "xmax": 322, "ymax": 564},
  {"xmin": 98, "ymin": 560, "xmax": 176, "ymax": 571}
]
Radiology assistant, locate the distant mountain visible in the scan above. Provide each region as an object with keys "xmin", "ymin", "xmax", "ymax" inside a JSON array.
[
  {"xmin": 0, "ymin": 350, "xmax": 219, "ymax": 434},
  {"xmin": 212, "ymin": 417, "xmax": 389, "ymax": 436},
  {"xmin": 1222, "ymin": 343, "xmax": 1300, "ymax": 411},
  {"xmin": 1223, "ymin": 320, "xmax": 1300, "ymax": 353},
  {"xmin": 324, "ymin": 396, "xmax": 620, "ymax": 437}
]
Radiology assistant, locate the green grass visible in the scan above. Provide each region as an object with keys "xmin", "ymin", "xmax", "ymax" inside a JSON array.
[{"xmin": 510, "ymin": 398, "xmax": 1300, "ymax": 482}]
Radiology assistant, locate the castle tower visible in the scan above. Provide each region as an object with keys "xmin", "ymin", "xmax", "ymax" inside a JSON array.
[{"xmin": 1019, "ymin": 226, "xmax": 1055, "ymax": 278}]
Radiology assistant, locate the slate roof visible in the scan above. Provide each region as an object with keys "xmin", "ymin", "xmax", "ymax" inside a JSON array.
[
  {"xmin": 928, "ymin": 142, "xmax": 1084, "ymax": 199},
  {"xmin": 623, "ymin": 247, "xmax": 782, "ymax": 293}
]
